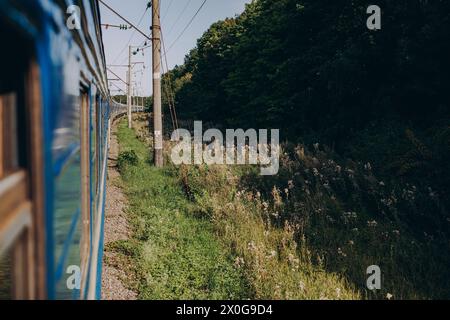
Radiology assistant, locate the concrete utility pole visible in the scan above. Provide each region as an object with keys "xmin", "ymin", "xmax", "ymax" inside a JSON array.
[
  {"xmin": 127, "ymin": 46, "xmax": 132, "ymax": 128},
  {"xmin": 152, "ymin": 0, "xmax": 163, "ymax": 167}
]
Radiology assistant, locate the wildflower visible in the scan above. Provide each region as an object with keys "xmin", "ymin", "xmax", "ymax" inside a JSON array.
[
  {"xmin": 336, "ymin": 165, "xmax": 342, "ymax": 174},
  {"xmin": 367, "ymin": 220, "xmax": 378, "ymax": 228},
  {"xmin": 343, "ymin": 212, "xmax": 358, "ymax": 219},
  {"xmin": 234, "ymin": 257, "xmax": 245, "ymax": 268},
  {"xmin": 313, "ymin": 168, "xmax": 319, "ymax": 176},
  {"xmin": 348, "ymin": 240, "xmax": 354, "ymax": 246},
  {"xmin": 379, "ymin": 181, "xmax": 385, "ymax": 186},
  {"xmin": 288, "ymin": 180, "xmax": 295, "ymax": 190},
  {"xmin": 392, "ymin": 230, "xmax": 400, "ymax": 236},
  {"xmin": 364, "ymin": 162, "xmax": 372, "ymax": 171},
  {"xmin": 352, "ymin": 228, "xmax": 359, "ymax": 232},
  {"xmin": 295, "ymin": 146, "xmax": 305, "ymax": 159},
  {"xmin": 386, "ymin": 293, "xmax": 393, "ymax": 300},
  {"xmin": 313, "ymin": 143, "xmax": 319, "ymax": 151},
  {"xmin": 298, "ymin": 281, "xmax": 305, "ymax": 292},
  {"xmin": 272, "ymin": 186, "xmax": 283, "ymax": 206},
  {"xmin": 248, "ymin": 241, "xmax": 257, "ymax": 251},
  {"xmin": 336, "ymin": 288, "xmax": 342, "ymax": 298},
  {"xmin": 256, "ymin": 191, "xmax": 261, "ymax": 199},
  {"xmin": 337, "ymin": 247, "xmax": 347, "ymax": 257}
]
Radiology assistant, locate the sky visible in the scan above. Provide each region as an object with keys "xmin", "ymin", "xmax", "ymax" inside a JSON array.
[{"xmin": 100, "ymin": 0, "xmax": 251, "ymax": 97}]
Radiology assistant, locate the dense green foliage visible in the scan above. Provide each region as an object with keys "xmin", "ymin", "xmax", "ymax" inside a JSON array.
[
  {"xmin": 164, "ymin": 0, "xmax": 450, "ymax": 237},
  {"xmin": 168, "ymin": 0, "xmax": 450, "ymax": 134}
]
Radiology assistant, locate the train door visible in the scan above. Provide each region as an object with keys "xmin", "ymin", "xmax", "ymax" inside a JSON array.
[{"xmin": 0, "ymin": 53, "xmax": 46, "ymax": 299}]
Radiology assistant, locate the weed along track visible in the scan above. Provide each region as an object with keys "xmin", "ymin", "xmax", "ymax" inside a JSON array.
[
  {"xmin": 110, "ymin": 116, "xmax": 358, "ymax": 300},
  {"xmin": 113, "ymin": 118, "xmax": 250, "ymax": 299}
]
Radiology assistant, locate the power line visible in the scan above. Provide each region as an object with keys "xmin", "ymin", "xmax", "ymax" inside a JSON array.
[
  {"xmin": 107, "ymin": 67, "xmax": 128, "ymax": 86},
  {"xmin": 162, "ymin": 0, "xmax": 175, "ymax": 21},
  {"xmin": 99, "ymin": 0, "xmax": 152, "ymax": 65},
  {"xmin": 112, "ymin": 9, "xmax": 150, "ymax": 64},
  {"xmin": 99, "ymin": 0, "xmax": 152, "ymax": 41},
  {"xmin": 166, "ymin": 0, "xmax": 193, "ymax": 37},
  {"xmin": 166, "ymin": 0, "xmax": 208, "ymax": 53},
  {"xmin": 109, "ymin": 81, "xmax": 126, "ymax": 95},
  {"xmin": 161, "ymin": 28, "xmax": 179, "ymax": 131}
]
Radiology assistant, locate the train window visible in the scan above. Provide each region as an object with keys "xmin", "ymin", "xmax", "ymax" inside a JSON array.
[
  {"xmin": 79, "ymin": 89, "xmax": 91, "ymax": 292},
  {"xmin": 0, "ymin": 21, "xmax": 45, "ymax": 300},
  {"xmin": 0, "ymin": 88, "xmax": 31, "ymax": 299},
  {"xmin": 0, "ymin": 86, "xmax": 33, "ymax": 300}
]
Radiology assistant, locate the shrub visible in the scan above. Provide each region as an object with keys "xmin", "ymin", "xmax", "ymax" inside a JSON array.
[{"xmin": 117, "ymin": 150, "xmax": 139, "ymax": 172}]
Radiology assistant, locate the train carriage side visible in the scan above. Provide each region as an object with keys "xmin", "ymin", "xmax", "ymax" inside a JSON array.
[{"xmin": 0, "ymin": 0, "xmax": 110, "ymax": 300}]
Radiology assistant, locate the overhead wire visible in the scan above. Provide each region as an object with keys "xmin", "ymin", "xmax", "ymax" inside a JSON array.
[
  {"xmin": 160, "ymin": 28, "xmax": 179, "ymax": 130},
  {"xmin": 162, "ymin": 0, "xmax": 175, "ymax": 22},
  {"xmin": 100, "ymin": 0, "xmax": 152, "ymax": 64},
  {"xmin": 166, "ymin": 0, "xmax": 192, "ymax": 37},
  {"xmin": 166, "ymin": 0, "xmax": 208, "ymax": 54}
]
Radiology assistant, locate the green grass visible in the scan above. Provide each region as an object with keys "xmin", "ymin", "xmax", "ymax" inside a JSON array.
[
  {"xmin": 112, "ymin": 118, "xmax": 359, "ymax": 300},
  {"xmin": 113, "ymin": 119, "xmax": 250, "ymax": 299}
]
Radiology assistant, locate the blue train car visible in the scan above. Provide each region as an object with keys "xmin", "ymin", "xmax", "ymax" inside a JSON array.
[{"xmin": 0, "ymin": 0, "xmax": 115, "ymax": 299}]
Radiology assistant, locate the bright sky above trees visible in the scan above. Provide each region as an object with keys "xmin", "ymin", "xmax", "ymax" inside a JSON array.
[{"xmin": 101, "ymin": 0, "xmax": 251, "ymax": 96}]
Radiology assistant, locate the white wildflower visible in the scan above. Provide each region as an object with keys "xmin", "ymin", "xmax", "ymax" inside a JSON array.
[
  {"xmin": 298, "ymin": 281, "xmax": 305, "ymax": 292},
  {"xmin": 288, "ymin": 180, "xmax": 295, "ymax": 190},
  {"xmin": 367, "ymin": 220, "xmax": 378, "ymax": 228},
  {"xmin": 248, "ymin": 241, "xmax": 257, "ymax": 251}
]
